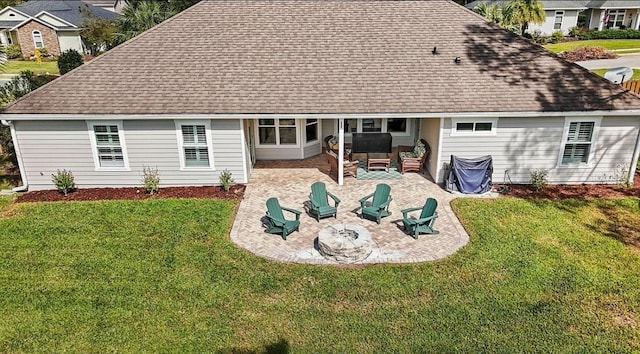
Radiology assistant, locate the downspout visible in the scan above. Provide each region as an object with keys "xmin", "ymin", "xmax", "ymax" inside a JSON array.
[
  {"xmin": 629, "ymin": 124, "xmax": 640, "ymax": 186},
  {"xmin": 1, "ymin": 119, "xmax": 28, "ymax": 192}
]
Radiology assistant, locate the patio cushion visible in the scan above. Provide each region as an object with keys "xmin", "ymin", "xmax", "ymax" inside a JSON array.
[
  {"xmin": 413, "ymin": 140, "xmax": 426, "ymax": 158},
  {"xmin": 399, "ymin": 151, "xmax": 416, "ymax": 159}
]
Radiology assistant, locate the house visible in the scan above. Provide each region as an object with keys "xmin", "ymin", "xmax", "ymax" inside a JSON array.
[
  {"xmin": 0, "ymin": 0, "xmax": 119, "ymax": 58},
  {"xmin": 2, "ymin": 0, "xmax": 640, "ymax": 191},
  {"xmin": 82, "ymin": 0, "xmax": 125, "ymax": 14},
  {"xmin": 465, "ymin": 0, "xmax": 640, "ymax": 36}
]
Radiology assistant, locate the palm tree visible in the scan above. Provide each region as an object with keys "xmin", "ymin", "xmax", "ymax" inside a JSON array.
[
  {"xmin": 115, "ymin": 1, "xmax": 174, "ymax": 42},
  {"xmin": 507, "ymin": 0, "xmax": 546, "ymax": 36},
  {"xmin": 473, "ymin": 2, "xmax": 520, "ymax": 33}
]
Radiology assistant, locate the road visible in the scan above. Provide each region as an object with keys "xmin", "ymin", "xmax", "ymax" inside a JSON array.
[{"xmin": 575, "ymin": 53, "xmax": 640, "ymax": 70}]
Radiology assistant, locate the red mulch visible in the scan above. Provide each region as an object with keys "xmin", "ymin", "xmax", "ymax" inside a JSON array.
[
  {"xmin": 495, "ymin": 172, "xmax": 640, "ymax": 199},
  {"xmin": 15, "ymin": 184, "xmax": 245, "ymax": 203}
]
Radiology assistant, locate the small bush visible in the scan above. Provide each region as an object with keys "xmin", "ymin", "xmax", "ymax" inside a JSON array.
[
  {"xmin": 51, "ymin": 169, "xmax": 76, "ymax": 195},
  {"xmin": 614, "ymin": 163, "xmax": 632, "ymax": 189},
  {"xmin": 530, "ymin": 30, "xmax": 548, "ymax": 45},
  {"xmin": 2, "ymin": 44, "xmax": 21, "ymax": 59},
  {"xmin": 57, "ymin": 49, "xmax": 84, "ymax": 75},
  {"xmin": 550, "ymin": 30, "xmax": 564, "ymax": 44},
  {"xmin": 142, "ymin": 165, "xmax": 160, "ymax": 195},
  {"xmin": 568, "ymin": 26, "xmax": 587, "ymax": 37},
  {"xmin": 219, "ymin": 169, "xmax": 234, "ymax": 192},
  {"xmin": 558, "ymin": 46, "xmax": 618, "ymax": 62},
  {"xmin": 530, "ymin": 169, "xmax": 549, "ymax": 191}
]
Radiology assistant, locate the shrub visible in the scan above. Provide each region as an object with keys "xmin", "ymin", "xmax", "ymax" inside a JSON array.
[
  {"xmin": 530, "ymin": 30, "xmax": 547, "ymax": 45},
  {"xmin": 57, "ymin": 49, "xmax": 84, "ymax": 75},
  {"xmin": 219, "ymin": 169, "xmax": 234, "ymax": 192},
  {"xmin": 142, "ymin": 165, "xmax": 160, "ymax": 195},
  {"xmin": 579, "ymin": 28, "xmax": 640, "ymax": 40},
  {"xmin": 558, "ymin": 46, "xmax": 618, "ymax": 62},
  {"xmin": 568, "ymin": 26, "xmax": 587, "ymax": 37},
  {"xmin": 614, "ymin": 163, "xmax": 632, "ymax": 189},
  {"xmin": 550, "ymin": 30, "xmax": 564, "ymax": 44},
  {"xmin": 2, "ymin": 44, "xmax": 21, "ymax": 59},
  {"xmin": 530, "ymin": 169, "xmax": 549, "ymax": 191},
  {"xmin": 51, "ymin": 169, "xmax": 76, "ymax": 195},
  {"xmin": 0, "ymin": 70, "xmax": 58, "ymax": 107}
]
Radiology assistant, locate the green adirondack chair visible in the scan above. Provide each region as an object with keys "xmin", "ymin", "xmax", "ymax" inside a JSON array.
[
  {"xmin": 359, "ymin": 183, "xmax": 392, "ymax": 224},
  {"xmin": 308, "ymin": 181, "xmax": 340, "ymax": 221},
  {"xmin": 401, "ymin": 197, "xmax": 439, "ymax": 239},
  {"xmin": 264, "ymin": 197, "xmax": 301, "ymax": 240}
]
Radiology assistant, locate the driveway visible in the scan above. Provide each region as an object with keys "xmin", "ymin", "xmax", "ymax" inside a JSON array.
[{"xmin": 575, "ymin": 53, "xmax": 640, "ymax": 70}]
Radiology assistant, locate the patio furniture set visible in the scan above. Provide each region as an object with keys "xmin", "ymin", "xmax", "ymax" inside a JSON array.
[
  {"xmin": 263, "ymin": 181, "xmax": 439, "ymax": 240},
  {"xmin": 325, "ymin": 136, "xmax": 430, "ymax": 178}
]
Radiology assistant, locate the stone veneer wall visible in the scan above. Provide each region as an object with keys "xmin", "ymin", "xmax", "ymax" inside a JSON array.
[{"xmin": 15, "ymin": 20, "xmax": 60, "ymax": 58}]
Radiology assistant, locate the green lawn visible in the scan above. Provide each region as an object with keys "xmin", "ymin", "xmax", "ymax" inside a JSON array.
[
  {"xmin": 544, "ymin": 39, "xmax": 640, "ymax": 53},
  {"xmin": 0, "ymin": 197, "xmax": 638, "ymax": 351},
  {"xmin": 1, "ymin": 60, "xmax": 59, "ymax": 75},
  {"xmin": 592, "ymin": 68, "xmax": 640, "ymax": 80}
]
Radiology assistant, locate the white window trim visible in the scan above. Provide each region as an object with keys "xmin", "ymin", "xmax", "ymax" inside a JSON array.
[
  {"xmin": 175, "ymin": 120, "xmax": 215, "ymax": 170},
  {"xmin": 450, "ymin": 118, "xmax": 498, "ymax": 136},
  {"xmin": 554, "ymin": 11, "xmax": 564, "ymax": 30},
  {"xmin": 334, "ymin": 118, "xmax": 412, "ymax": 137},
  {"xmin": 556, "ymin": 116, "xmax": 601, "ymax": 169},
  {"xmin": 87, "ymin": 120, "xmax": 130, "ymax": 171},
  {"xmin": 303, "ymin": 118, "xmax": 320, "ymax": 147},
  {"xmin": 32, "ymin": 30, "xmax": 43, "ymax": 49},
  {"xmin": 255, "ymin": 118, "xmax": 301, "ymax": 148}
]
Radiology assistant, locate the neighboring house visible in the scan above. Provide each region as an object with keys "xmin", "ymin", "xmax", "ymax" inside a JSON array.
[
  {"xmin": 82, "ymin": 0, "xmax": 125, "ymax": 14},
  {"xmin": 2, "ymin": 0, "xmax": 640, "ymax": 191},
  {"xmin": 465, "ymin": 1, "xmax": 640, "ymax": 35},
  {"xmin": 0, "ymin": 0, "xmax": 119, "ymax": 58}
]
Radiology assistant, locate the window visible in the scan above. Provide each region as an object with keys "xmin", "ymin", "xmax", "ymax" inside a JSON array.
[
  {"xmin": 87, "ymin": 121, "xmax": 129, "ymax": 170},
  {"xmin": 305, "ymin": 119, "xmax": 318, "ymax": 144},
  {"xmin": 32, "ymin": 30, "xmax": 43, "ymax": 49},
  {"xmin": 605, "ymin": 10, "xmax": 625, "ymax": 29},
  {"xmin": 362, "ymin": 118, "xmax": 382, "ymax": 132},
  {"xmin": 560, "ymin": 120, "xmax": 599, "ymax": 165},
  {"xmin": 258, "ymin": 118, "xmax": 298, "ymax": 146},
  {"xmin": 176, "ymin": 121, "xmax": 214, "ymax": 169},
  {"xmin": 386, "ymin": 118, "xmax": 407, "ymax": 133},
  {"xmin": 554, "ymin": 11, "xmax": 564, "ymax": 30},
  {"xmin": 451, "ymin": 118, "xmax": 497, "ymax": 136},
  {"xmin": 337, "ymin": 118, "xmax": 409, "ymax": 135}
]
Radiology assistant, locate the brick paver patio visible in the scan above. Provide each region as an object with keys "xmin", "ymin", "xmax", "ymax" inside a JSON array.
[{"xmin": 230, "ymin": 155, "xmax": 472, "ymax": 265}]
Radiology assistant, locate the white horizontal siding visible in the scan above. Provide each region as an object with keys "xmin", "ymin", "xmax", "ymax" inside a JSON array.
[
  {"xmin": 14, "ymin": 119, "xmax": 247, "ymax": 191},
  {"xmin": 440, "ymin": 116, "xmax": 640, "ymax": 184}
]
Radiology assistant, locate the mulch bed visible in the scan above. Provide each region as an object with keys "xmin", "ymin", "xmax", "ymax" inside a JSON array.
[
  {"xmin": 15, "ymin": 184, "xmax": 245, "ymax": 203},
  {"xmin": 495, "ymin": 172, "xmax": 640, "ymax": 199}
]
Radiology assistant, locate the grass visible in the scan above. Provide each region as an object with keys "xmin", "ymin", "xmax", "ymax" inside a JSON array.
[
  {"xmin": 544, "ymin": 39, "xmax": 640, "ymax": 53},
  {"xmin": 1, "ymin": 60, "xmax": 59, "ymax": 75},
  {"xmin": 0, "ymin": 197, "xmax": 639, "ymax": 351},
  {"xmin": 592, "ymin": 68, "xmax": 640, "ymax": 80}
]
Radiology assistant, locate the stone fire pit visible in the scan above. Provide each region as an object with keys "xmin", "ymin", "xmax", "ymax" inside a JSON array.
[{"xmin": 317, "ymin": 223, "xmax": 374, "ymax": 263}]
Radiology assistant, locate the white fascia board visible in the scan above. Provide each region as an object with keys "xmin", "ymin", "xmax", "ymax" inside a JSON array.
[
  {"xmin": 0, "ymin": 6, "xmax": 31, "ymax": 19},
  {"xmin": 10, "ymin": 16, "xmax": 57, "ymax": 31},
  {"xmin": 3, "ymin": 110, "xmax": 640, "ymax": 121},
  {"xmin": 34, "ymin": 11, "xmax": 77, "ymax": 28}
]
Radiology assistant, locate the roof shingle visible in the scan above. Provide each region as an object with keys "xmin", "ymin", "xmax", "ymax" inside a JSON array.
[{"xmin": 4, "ymin": 0, "xmax": 640, "ymax": 115}]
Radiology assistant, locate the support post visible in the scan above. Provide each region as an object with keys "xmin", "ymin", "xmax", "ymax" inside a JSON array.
[{"xmin": 338, "ymin": 118, "xmax": 344, "ymax": 186}]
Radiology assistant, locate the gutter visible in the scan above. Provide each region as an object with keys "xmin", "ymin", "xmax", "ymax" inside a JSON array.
[{"xmin": 1, "ymin": 119, "xmax": 28, "ymax": 192}]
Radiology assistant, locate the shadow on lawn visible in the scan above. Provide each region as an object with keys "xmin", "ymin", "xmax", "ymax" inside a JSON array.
[
  {"xmin": 225, "ymin": 337, "xmax": 289, "ymax": 354},
  {"xmin": 591, "ymin": 201, "xmax": 640, "ymax": 250}
]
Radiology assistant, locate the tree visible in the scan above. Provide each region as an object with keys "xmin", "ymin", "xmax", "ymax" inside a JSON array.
[
  {"xmin": 115, "ymin": 1, "xmax": 174, "ymax": 42},
  {"xmin": 57, "ymin": 50, "xmax": 84, "ymax": 75},
  {"xmin": 507, "ymin": 0, "xmax": 545, "ymax": 36},
  {"xmin": 0, "ymin": 0, "xmax": 25, "ymax": 8},
  {"xmin": 116, "ymin": 0, "xmax": 200, "ymax": 13},
  {"xmin": 80, "ymin": 8, "xmax": 117, "ymax": 56},
  {"xmin": 0, "ymin": 71, "xmax": 57, "ymax": 171},
  {"xmin": 473, "ymin": 2, "xmax": 519, "ymax": 34}
]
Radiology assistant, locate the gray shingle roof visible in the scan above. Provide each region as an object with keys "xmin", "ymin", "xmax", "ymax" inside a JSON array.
[
  {"xmin": 14, "ymin": 0, "xmax": 118, "ymax": 29},
  {"xmin": 0, "ymin": 20, "xmax": 23, "ymax": 29},
  {"xmin": 4, "ymin": 0, "xmax": 640, "ymax": 115}
]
